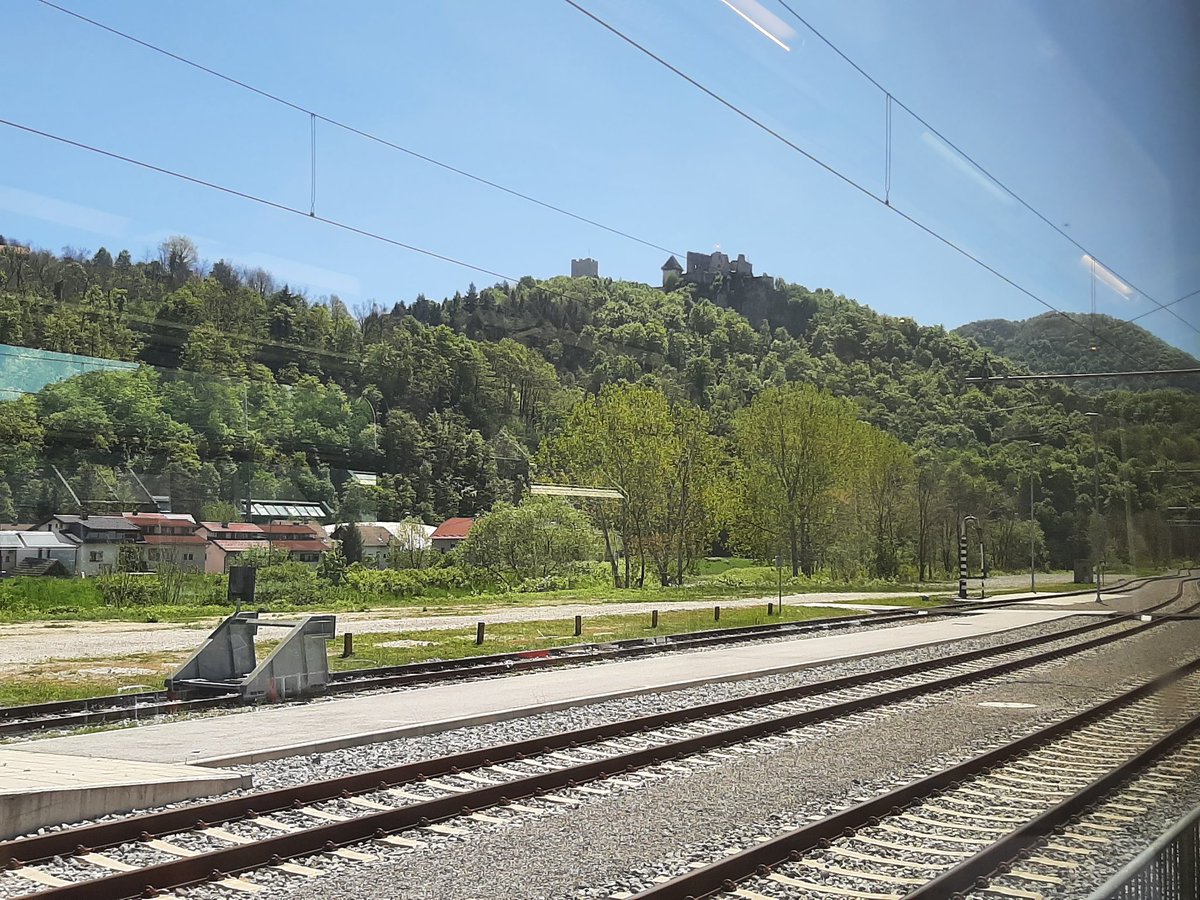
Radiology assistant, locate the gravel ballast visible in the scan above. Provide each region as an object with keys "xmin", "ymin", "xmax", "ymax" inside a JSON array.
[{"xmin": 247, "ymin": 617, "xmax": 1200, "ymax": 900}]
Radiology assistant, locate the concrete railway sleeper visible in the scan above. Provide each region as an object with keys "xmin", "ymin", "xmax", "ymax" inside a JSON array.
[
  {"xmin": 628, "ymin": 658, "xmax": 1200, "ymax": 900},
  {"xmin": 0, "ymin": 581, "xmax": 1196, "ymax": 899},
  {"xmin": 0, "ymin": 574, "xmax": 1179, "ymax": 739}
]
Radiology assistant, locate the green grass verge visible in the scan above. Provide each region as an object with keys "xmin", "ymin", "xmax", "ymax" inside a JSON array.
[{"xmin": 330, "ymin": 603, "xmax": 873, "ymax": 670}]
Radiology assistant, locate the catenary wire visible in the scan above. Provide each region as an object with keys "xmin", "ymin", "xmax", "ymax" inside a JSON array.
[
  {"xmin": 33, "ymin": 0, "xmax": 682, "ymax": 259},
  {"xmin": 0, "ymin": 112, "xmax": 1149, "ymax": 376},
  {"xmin": 26, "ymin": 1, "xmax": 1184, "ymax": 368},
  {"xmin": 771, "ymin": 0, "xmax": 1200, "ymax": 337},
  {"xmin": 560, "ymin": 0, "xmax": 1149, "ymax": 372}
]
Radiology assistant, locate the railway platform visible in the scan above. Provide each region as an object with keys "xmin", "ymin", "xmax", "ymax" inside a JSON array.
[
  {"xmin": 10, "ymin": 594, "xmax": 1108, "ymax": 770},
  {"xmin": 0, "ymin": 747, "xmax": 249, "ymax": 840}
]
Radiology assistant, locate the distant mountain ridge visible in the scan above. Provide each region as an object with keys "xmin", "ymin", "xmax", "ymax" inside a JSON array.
[{"xmin": 954, "ymin": 313, "xmax": 1199, "ymax": 389}]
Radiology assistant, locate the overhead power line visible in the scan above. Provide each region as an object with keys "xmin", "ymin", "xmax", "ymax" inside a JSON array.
[
  {"xmin": 35, "ymin": 0, "xmax": 681, "ymax": 259},
  {"xmin": 965, "ymin": 368, "xmax": 1200, "ymax": 383},
  {"xmin": 772, "ymin": 0, "xmax": 1200, "ymax": 338},
  {"xmin": 560, "ymin": 0, "xmax": 1150, "ymax": 373}
]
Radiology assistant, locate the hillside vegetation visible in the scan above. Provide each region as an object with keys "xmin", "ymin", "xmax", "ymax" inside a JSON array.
[
  {"xmin": 1, "ymin": 237, "xmax": 1196, "ymax": 583},
  {"xmin": 955, "ymin": 312, "xmax": 1199, "ymax": 389}
]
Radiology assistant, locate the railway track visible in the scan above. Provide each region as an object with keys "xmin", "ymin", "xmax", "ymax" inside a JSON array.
[
  {"xmin": 629, "ymin": 657, "xmax": 1200, "ymax": 899},
  {"xmin": 0, "ymin": 575, "xmax": 1175, "ymax": 739},
  {"xmin": 0, "ymin": 578, "xmax": 1195, "ymax": 899}
]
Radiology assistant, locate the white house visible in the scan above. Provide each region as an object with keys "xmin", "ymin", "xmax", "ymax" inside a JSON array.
[
  {"xmin": 0, "ymin": 531, "xmax": 78, "ymax": 575},
  {"xmin": 35, "ymin": 515, "xmax": 141, "ymax": 576}
]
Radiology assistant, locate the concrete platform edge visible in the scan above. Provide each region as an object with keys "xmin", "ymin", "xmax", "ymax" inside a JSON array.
[{"xmin": 191, "ymin": 617, "xmax": 1079, "ymax": 767}]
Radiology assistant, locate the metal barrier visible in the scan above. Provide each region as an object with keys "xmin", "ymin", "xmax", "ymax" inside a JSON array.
[{"xmin": 1088, "ymin": 805, "xmax": 1200, "ymax": 899}]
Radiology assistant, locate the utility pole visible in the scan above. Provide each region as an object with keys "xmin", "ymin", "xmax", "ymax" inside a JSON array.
[
  {"xmin": 1086, "ymin": 412, "xmax": 1102, "ymax": 602},
  {"xmin": 958, "ymin": 515, "xmax": 976, "ymax": 600},
  {"xmin": 1028, "ymin": 442, "xmax": 1040, "ymax": 593}
]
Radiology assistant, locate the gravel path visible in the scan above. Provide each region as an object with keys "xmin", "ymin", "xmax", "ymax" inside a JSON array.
[
  {"xmin": 255, "ymin": 595, "xmax": 1200, "ymax": 899},
  {"xmin": 0, "ymin": 573, "xmax": 1096, "ymax": 671},
  {"xmin": 0, "ymin": 593, "xmax": 931, "ymax": 671}
]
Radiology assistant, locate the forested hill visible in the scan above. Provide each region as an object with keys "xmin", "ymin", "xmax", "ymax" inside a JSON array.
[
  {"xmin": 1, "ymin": 237, "xmax": 1197, "ymax": 575},
  {"xmin": 954, "ymin": 313, "xmax": 1199, "ymax": 389}
]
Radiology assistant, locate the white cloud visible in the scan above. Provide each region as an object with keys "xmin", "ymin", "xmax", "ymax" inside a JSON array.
[
  {"xmin": 238, "ymin": 251, "xmax": 361, "ymax": 297},
  {"xmin": 0, "ymin": 184, "xmax": 129, "ymax": 236}
]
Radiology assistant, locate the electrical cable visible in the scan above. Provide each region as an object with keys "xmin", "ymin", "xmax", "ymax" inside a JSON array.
[
  {"xmin": 771, "ymin": 0, "xmax": 1200, "ymax": 337},
  {"xmin": 561, "ymin": 0, "xmax": 1150, "ymax": 373},
  {"xmin": 33, "ymin": 0, "xmax": 682, "ymax": 259}
]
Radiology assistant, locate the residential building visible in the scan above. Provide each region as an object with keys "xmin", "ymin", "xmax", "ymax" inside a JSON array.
[
  {"xmin": 259, "ymin": 522, "xmax": 331, "ymax": 565},
  {"xmin": 431, "ymin": 517, "xmax": 474, "ymax": 552},
  {"xmin": 122, "ymin": 513, "xmax": 207, "ymax": 573},
  {"xmin": 35, "ymin": 515, "xmax": 141, "ymax": 576},
  {"xmin": 331, "ymin": 523, "xmax": 394, "ymax": 567},
  {"xmin": 200, "ymin": 521, "xmax": 267, "ymax": 574},
  {"xmin": 0, "ymin": 531, "xmax": 77, "ymax": 575}
]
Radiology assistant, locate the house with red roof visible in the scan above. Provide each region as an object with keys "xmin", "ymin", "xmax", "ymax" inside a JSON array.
[
  {"xmin": 122, "ymin": 513, "xmax": 209, "ymax": 573},
  {"xmin": 430, "ymin": 517, "xmax": 474, "ymax": 553},
  {"xmin": 199, "ymin": 521, "xmax": 267, "ymax": 574}
]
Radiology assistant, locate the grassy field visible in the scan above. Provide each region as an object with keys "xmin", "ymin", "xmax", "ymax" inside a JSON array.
[
  {"xmin": 328, "ymin": 602, "xmax": 872, "ymax": 670},
  {"xmin": 0, "ymin": 558, "xmax": 965, "ymax": 626}
]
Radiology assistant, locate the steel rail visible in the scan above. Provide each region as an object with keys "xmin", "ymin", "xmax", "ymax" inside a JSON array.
[
  {"xmin": 1, "ymin": 576, "xmax": 1163, "ymax": 737},
  {"xmin": 632, "ymin": 649, "xmax": 1200, "ymax": 898},
  {"xmin": 3, "ymin": 586, "xmax": 1194, "ymax": 897}
]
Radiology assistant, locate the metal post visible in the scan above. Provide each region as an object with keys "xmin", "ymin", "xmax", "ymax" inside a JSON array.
[
  {"xmin": 958, "ymin": 515, "xmax": 975, "ymax": 599},
  {"xmin": 980, "ymin": 541, "xmax": 986, "ymax": 599},
  {"xmin": 475, "ymin": 622, "xmax": 485, "ymax": 645},
  {"xmin": 768, "ymin": 602, "xmax": 774, "ymax": 616},
  {"xmin": 340, "ymin": 632, "xmax": 353, "ymax": 658},
  {"xmin": 651, "ymin": 610, "xmax": 659, "ymax": 629},
  {"xmin": 1087, "ymin": 412, "xmax": 1102, "ymax": 602},
  {"xmin": 1030, "ymin": 474, "xmax": 1037, "ymax": 593},
  {"xmin": 713, "ymin": 605, "xmax": 720, "ymax": 622},
  {"xmin": 574, "ymin": 615, "xmax": 582, "ymax": 637}
]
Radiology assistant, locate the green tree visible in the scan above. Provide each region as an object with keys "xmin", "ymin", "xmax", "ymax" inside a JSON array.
[
  {"xmin": 340, "ymin": 523, "xmax": 365, "ymax": 565},
  {"xmin": 461, "ymin": 497, "xmax": 598, "ymax": 587},
  {"xmin": 732, "ymin": 384, "xmax": 860, "ymax": 576}
]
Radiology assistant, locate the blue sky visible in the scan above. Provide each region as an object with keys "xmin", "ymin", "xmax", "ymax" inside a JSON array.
[{"xmin": 3, "ymin": 0, "xmax": 1198, "ymax": 358}]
